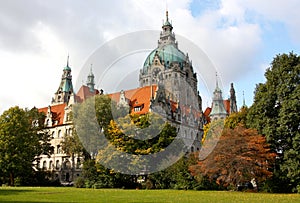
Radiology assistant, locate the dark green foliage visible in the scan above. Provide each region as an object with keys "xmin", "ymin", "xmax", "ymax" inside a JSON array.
[
  {"xmin": 75, "ymin": 159, "xmax": 138, "ymax": 189},
  {"xmin": 0, "ymin": 106, "xmax": 53, "ymax": 186},
  {"xmin": 73, "ymin": 94, "xmax": 125, "ymax": 158},
  {"xmin": 146, "ymin": 155, "xmax": 199, "ymax": 190},
  {"xmin": 247, "ymin": 52, "xmax": 300, "ymax": 192}
]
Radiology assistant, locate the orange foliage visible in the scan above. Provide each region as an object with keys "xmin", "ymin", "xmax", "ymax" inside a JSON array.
[{"xmin": 189, "ymin": 125, "xmax": 276, "ymax": 188}]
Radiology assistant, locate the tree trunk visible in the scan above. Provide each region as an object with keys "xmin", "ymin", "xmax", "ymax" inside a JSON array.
[
  {"xmin": 71, "ymin": 153, "xmax": 75, "ymax": 182},
  {"xmin": 9, "ymin": 172, "xmax": 14, "ymax": 186}
]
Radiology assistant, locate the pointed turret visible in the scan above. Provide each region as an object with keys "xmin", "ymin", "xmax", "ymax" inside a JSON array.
[
  {"xmin": 241, "ymin": 91, "xmax": 247, "ymax": 108},
  {"xmin": 229, "ymin": 83, "xmax": 238, "ymax": 113},
  {"xmin": 209, "ymin": 73, "xmax": 228, "ymax": 120},
  {"xmin": 52, "ymin": 56, "xmax": 75, "ymax": 105},
  {"xmin": 87, "ymin": 64, "xmax": 95, "ymax": 93}
]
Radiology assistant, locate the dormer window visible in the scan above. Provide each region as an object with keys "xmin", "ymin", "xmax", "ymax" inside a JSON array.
[{"xmin": 134, "ymin": 106, "xmax": 141, "ymax": 112}]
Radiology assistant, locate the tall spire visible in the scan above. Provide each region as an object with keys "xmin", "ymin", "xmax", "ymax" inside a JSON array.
[
  {"xmin": 215, "ymin": 72, "xmax": 219, "ymax": 89},
  {"xmin": 52, "ymin": 56, "xmax": 74, "ymax": 105},
  {"xmin": 229, "ymin": 83, "xmax": 238, "ymax": 113},
  {"xmin": 210, "ymin": 72, "xmax": 227, "ymax": 120},
  {"xmin": 166, "ymin": 10, "xmax": 169, "ymax": 22},
  {"xmin": 242, "ymin": 91, "xmax": 247, "ymax": 108},
  {"xmin": 87, "ymin": 64, "xmax": 95, "ymax": 92}
]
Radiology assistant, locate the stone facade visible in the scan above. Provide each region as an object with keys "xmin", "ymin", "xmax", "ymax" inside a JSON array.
[{"xmin": 37, "ymin": 11, "xmax": 211, "ymax": 182}]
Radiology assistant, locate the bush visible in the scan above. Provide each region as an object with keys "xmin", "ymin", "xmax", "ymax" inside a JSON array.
[{"xmin": 74, "ymin": 177, "xmax": 85, "ymax": 188}]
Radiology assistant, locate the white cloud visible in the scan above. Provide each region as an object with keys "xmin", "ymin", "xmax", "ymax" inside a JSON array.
[{"xmin": 0, "ymin": 0, "xmax": 299, "ymax": 113}]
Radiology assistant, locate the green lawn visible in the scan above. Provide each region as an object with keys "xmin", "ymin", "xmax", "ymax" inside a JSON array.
[{"xmin": 0, "ymin": 187, "xmax": 299, "ymax": 203}]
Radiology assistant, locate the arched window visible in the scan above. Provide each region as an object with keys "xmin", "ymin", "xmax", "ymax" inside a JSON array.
[
  {"xmin": 46, "ymin": 119, "xmax": 50, "ymax": 126},
  {"xmin": 51, "ymin": 131, "xmax": 55, "ymax": 138},
  {"xmin": 56, "ymin": 160, "xmax": 60, "ymax": 169},
  {"xmin": 57, "ymin": 145, "xmax": 61, "ymax": 154},
  {"xmin": 64, "ymin": 160, "xmax": 71, "ymax": 169},
  {"xmin": 76, "ymin": 158, "xmax": 81, "ymax": 169},
  {"xmin": 49, "ymin": 160, "xmax": 53, "ymax": 169},
  {"xmin": 191, "ymin": 146, "xmax": 194, "ymax": 152},
  {"xmin": 58, "ymin": 130, "xmax": 62, "ymax": 138},
  {"xmin": 43, "ymin": 161, "xmax": 47, "ymax": 170}
]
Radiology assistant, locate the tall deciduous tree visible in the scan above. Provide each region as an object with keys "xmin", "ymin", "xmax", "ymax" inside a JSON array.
[
  {"xmin": 247, "ymin": 52, "xmax": 300, "ymax": 192},
  {"xmin": 189, "ymin": 126, "xmax": 276, "ymax": 189},
  {"xmin": 73, "ymin": 94, "xmax": 115, "ymax": 158},
  {"xmin": 0, "ymin": 106, "xmax": 53, "ymax": 186},
  {"xmin": 61, "ymin": 128, "xmax": 86, "ymax": 181}
]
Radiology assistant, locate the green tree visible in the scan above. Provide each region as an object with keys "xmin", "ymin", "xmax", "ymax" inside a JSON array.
[
  {"xmin": 147, "ymin": 154, "xmax": 198, "ymax": 190},
  {"xmin": 61, "ymin": 128, "xmax": 86, "ymax": 181},
  {"xmin": 73, "ymin": 94, "xmax": 115, "ymax": 158},
  {"xmin": 96, "ymin": 113, "xmax": 178, "ymax": 175},
  {"xmin": 0, "ymin": 106, "xmax": 53, "ymax": 186},
  {"xmin": 247, "ymin": 52, "xmax": 300, "ymax": 192}
]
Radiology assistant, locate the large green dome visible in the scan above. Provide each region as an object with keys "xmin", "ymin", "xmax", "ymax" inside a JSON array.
[{"xmin": 143, "ymin": 44, "xmax": 186, "ymax": 74}]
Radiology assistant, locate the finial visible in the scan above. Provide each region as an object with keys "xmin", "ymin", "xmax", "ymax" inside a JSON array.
[
  {"xmin": 166, "ymin": 10, "xmax": 169, "ymax": 21},
  {"xmin": 67, "ymin": 54, "xmax": 70, "ymax": 67},
  {"xmin": 90, "ymin": 64, "xmax": 93, "ymax": 74},
  {"xmin": 215, "ymin": 72, "xmax": 219, "ymax": 88}
]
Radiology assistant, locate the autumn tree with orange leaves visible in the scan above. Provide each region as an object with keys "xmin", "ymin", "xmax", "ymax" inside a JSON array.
[{"xmin": 190, "ymin": 125, "xmax": 276, "ymax": 190}]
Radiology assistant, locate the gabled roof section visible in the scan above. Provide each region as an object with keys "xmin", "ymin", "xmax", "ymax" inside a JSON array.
[
  {"xmin": 39, "ymin": 103, "xmax": 67, "ymax": 126},
  {"xmin": 204, "ymin": 107, "xmax": 212, "ymax": 123},
  {"xmin": 109, "ymin": 85, "xmax": 158, "ymax": 115},
  {"xmin": 76, "ymin": 85, "xmax": 100, "ymax": 103},
  {"xmin": 223, "ymin": 100, "xmax": 230, "ymax": 114}
]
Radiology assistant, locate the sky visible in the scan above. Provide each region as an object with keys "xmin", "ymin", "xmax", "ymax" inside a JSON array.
[{"xmin": 1, "ymin": 0, "xmax": 300, "ymax": 113}]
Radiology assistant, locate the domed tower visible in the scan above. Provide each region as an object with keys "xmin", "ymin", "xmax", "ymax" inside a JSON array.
[
  {"xmin": 139, "ymin": 11, "xmax": 199, "ymax": 107},
  {"xmin": 52, "ymin": 56, "xmax": 75, "ymax": 105}
]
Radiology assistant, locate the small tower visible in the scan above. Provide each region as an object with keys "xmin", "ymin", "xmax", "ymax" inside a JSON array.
[
  {"xmin": 158, "ymin": 10, "xmax": 176, "ymax": 47},
  {"xmin": 229, "ymin": 83, "xmax": 238, "ymax": 113},
  {"xmin": 210, "ymin": 74, "xmax": 228, "ymax": 121},
  {"xmin": 52, "ymin": 56, "xmax": 75, "ymax": 105},
  {"xmin": 241, "ymin": 91, "xmax": 247, "ymax": 108},
  {"xmin": 87, "ymin": 64, "xmax": 95, "ymax": 93}
]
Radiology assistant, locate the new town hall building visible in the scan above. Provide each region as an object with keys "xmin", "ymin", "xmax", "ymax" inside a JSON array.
[{"xmin": 37, "ymin": 11, "xmax": 237, "ymax": 183}]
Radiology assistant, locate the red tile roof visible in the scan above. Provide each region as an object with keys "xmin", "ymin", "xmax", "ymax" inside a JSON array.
[
  {"xmin": 204, "ymin": 100, "xmax": 231, "ymax": 123},
  {"xmin": 76, "ymin": 85, "xmax": 99, "ymax": 103},
  {"xmin": 38, "ymin": 103, "xmax": 67, "ymax": 126},
  {"xmin": 203, "ymin": 107, "xmax": 212, "ymax": 123},
  {"xmin": 223, "ymin": 99, "xmax": 230, "ymax": 114},
  {"xmin": 109, "ymin": 85, "xmax": 158, "ymax": 115}
]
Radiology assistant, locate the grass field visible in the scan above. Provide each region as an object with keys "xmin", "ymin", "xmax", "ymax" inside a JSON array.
[{"xmin": 0, "ymin": 187, "xmax": 299, "ymax": 203}]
